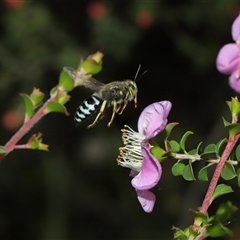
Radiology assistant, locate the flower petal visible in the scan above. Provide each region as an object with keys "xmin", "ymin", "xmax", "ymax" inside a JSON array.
[
  {"xmin": 136, "ymin": 189, "xmax": 156, "ymax": 213},
  {"xmin": 137, "ymin": 101, "xmax": 172, "ymax": 139},
  {"xmin": 232, "ymin": 14, "xmax": 240, "ymax": 41},
  {"xmin": 131, "ymin": 145, "xmax": 161, "ymax": 190},
  {"xmin": 216, "ymin": 43, "xmax": 240, "ymax": 74},
  {"xmin": 229, "ymin": 71, "xmax": 240, "ymax": 93}
]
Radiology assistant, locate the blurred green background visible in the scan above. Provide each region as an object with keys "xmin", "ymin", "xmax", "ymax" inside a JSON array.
[{"xmin": 0, "ymin": 0, "xmax": 240, "ymax": 239}]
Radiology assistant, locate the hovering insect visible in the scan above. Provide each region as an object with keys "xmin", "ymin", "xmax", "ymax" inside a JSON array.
[{"xmin": 63, "ymin": 66, "xmax": 141, "ymax": 128}]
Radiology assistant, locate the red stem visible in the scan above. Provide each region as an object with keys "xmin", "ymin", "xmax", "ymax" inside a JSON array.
[
  {"xmin": 3, "ymin": 96, "xmax": 57, "ymax": 159},
  {"xmin": 200, "ymin": 133, "xmax": 240, "ymax": 214}
]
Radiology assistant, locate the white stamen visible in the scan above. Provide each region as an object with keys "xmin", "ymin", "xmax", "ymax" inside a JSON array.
[{"xmin": 117, "ymin": 125, "xmax": 145, "ymax": 172}]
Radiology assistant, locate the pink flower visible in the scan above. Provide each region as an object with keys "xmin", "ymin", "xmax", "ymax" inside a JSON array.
[
  {"xmin": 216, "ymin": 14, "xmax": 240, "ymax": 92},
  {"xmin": 117, "ymin": 101, "xmax": 172, "ymax": 212}
]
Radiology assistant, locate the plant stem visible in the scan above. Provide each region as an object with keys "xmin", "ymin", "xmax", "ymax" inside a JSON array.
[
  {"xmin": 200, "ymin": 133, "xmax": 240, "ymax": 214},
  {"xmin": 189, "ymin": 133, "xmax": 240, "ymax": 239},
  {"xmin": 3, "ymin": 95, "xmax": 57, "ymax": 160}
]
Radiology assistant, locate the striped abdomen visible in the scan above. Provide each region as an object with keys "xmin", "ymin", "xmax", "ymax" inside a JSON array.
[{"xmin": 74, "ymin": 95, "xmax": 102, "ymax": 125}]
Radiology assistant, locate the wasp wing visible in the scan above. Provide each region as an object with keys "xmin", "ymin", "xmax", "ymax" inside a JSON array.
[{"xmin": 63, "ymin": 67, "xmax": 105, "ymax": 91}]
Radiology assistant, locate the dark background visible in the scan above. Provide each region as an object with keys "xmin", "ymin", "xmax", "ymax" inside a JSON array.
[{"xmin": 0, "ymin": 0, "xmax": 240, "ymax": 239}]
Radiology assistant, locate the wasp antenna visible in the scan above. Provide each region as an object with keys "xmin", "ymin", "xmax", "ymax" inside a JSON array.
[
  {"xmin": 134, "ymin": 67, "xmax": 147, "ymax": 83},
  {"xmin": 134, "ymin": 64, "xmax": 141, "ymax": 82}
]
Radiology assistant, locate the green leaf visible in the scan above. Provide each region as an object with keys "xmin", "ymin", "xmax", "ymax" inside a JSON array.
[
  {"xmin": 150, "ymin": 145, "xmax": 166, "ymax": 162},
  {"xmin": 210, "ymin": 184, "xmax": 233, "ymax": 204},
  {"xmin": 207, "ymin": 222, "xmax": 232, "ymax": 238},
  {"xmin": 180, "ymin": 131, "xmax": 194, "ymax": 152},
  {"xmin": 59, "ymin": 70, "xmax": 74, "ymax": 91},
  {"xmin": 198, "ymin": 163, "xmax": 214, "ymax": 181},
  {"xmin": 237, "ymin": 168, "xmax": 240, "ymax": 187},
  {"xmin": 20, "ymin": 94, "xmax": 34, "ymax": 118},
  {"xmin": 230, "ymin": 96, "xmax": 240, "ymax": 118},
  {"xmin": 222, "ymin": 117, "xmax": 230, "ymax": 127},
  {"xmin": 226, "ymin": 123, "xmax": 240, "ymax": 136},
  {"xmin": 0, "ymin": 146, "xmax": 6, "ymax": 154},
  {"xmin": 196, "ymin": 142, "xmax": 202, "ymax": 154},
  {"xmin": 169, "ymin": 140, "xmax": 180, "ymax": 153},
  {"xmin": 29, "ymin": 88, "xmax": 45, "ymax": 108},
  {"xmin": 57, "ymin": 94, "xmax": 70, "ymax": 105},
  {"xmin": 221, "ymin": 162, "xmax": 237, "ymax": 180},
  {"xmin": 235, "ymin": 144, "xmax": 240, "ymax": 161},
  {"xmin": 50, "ymin": 86, "xmax": 58, "ymax": 97},
  {"xmin": 188, "ymin": 149, "xmax": 197, "ymax": 155},
  {"xmin": 189, "ymin": 209, "xmax": 208, "ymax": 222},
  {"xmin": 164, "ymin": 122, "xmax": 179, "ymax": 140},
  {"xmin": 183, "ymin": 162, "xmax": 195, "ymax": 181},
  {"xmin": 173, "ymin": 231, "xmax": 188, "ymax": 240},
  {"xmin": 215, "ymin": 201, "xmax": 238, "ymax": 222},
  {"xmin": 172, "ymin": 162, "xmax": 185, "ymax": 176},
  {"xmin": 216, "ymin": 138, "xmax": 227, "ymax": 155},
  {"xmin": 203, "ymin": 144, "xmax": 217, "ymax": 154},
  {"xmin": 172, "ymin": 226, "xmax": 188, "ymax": 240},
  {"xmin": 45, "ymin": 102, "xmax": 69, "ymax": 115},
  {"xmin": 81, "ymin": 59, "xmax": 102, "ymax": 75},
  {"xmin": 28, "ymin": 133, "xmax": 49, "ymax": 151}
]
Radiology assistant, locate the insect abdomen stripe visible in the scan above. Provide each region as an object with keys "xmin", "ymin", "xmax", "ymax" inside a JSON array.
[{"xmin": 74, "ymin": 96, "xmax": 102, "ymax": 124}]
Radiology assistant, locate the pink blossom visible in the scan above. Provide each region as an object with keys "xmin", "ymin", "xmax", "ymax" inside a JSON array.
[
  {"xmin": 216, "ymin": 14, "xmax": 240, "ymax": 93},
  {"xmin": 117, "ymin": 101, "xmax": 172, "ymax": 212}
]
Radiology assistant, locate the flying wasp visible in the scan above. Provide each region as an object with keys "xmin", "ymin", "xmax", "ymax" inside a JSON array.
[{"xmin": 63, "ymin": 66, "xmax": 140, "ymax": 128}]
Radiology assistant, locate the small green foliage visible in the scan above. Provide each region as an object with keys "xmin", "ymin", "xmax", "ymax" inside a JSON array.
[
  {"xmin": 226, "ymin": 123, "xmax": 240, "ymax": 136},
  {"xmin": 50, "ymin": 86, "xmax": 58, "ymax": 97},
  {"xmin": 88, "ymin": 51, "xmax": 104, "ymax": 64},
  {"xmin": 216, "ymin": 138, "xmax": 227, "ymax": 155},
  {"xmin": 20, "ymin": 93, "xmax": 34, "ymax": 119},
  {"xmin": 210, "ymin": 184, "xmax": 233, "ymax": 204},
  {"xmin": 30, "ymin": 88, "xmax": 45, "ymax": 108},
  {"xmin": 188, "ymin": 226, "xmax": 199, "ymax": 238},
  {"xmin": 80, "ymin": 59, "xmax": 102, "ymax": 75},
  {"xmin": 215, "ymin": 201, "xmax": 238, "ymax": 222},
  {"xmin": 203, "ymin": 144, "xmax": 218, "ymax": 155},
  {"xmin": 150, "ymin": 144, "xmax": 166, "ymax": 162},
  {"xmin": 183, "ymin": 162, "xmax": 195, "ymax": 181},
  {"xmin": 78, "ymin": 52, "xmax": 104, "ymax": 75},
  {"xmin": 169, "ymin": 140, "xmax": 180, "ymax": 153},
  {"xmin": 172, "ymin": 162, "xmax": 185, "ymax": 176},
  {"xmin": 229, "ymin": 96, "xmax": 240, "ymax": 119},
  {"xmin": 0, "ymin": 146, "xmax": 7, "ymax": 154},
  {"xmin": 28, "ymin": 133, "xmax": 49, "ymax": 151},
  {"xmin": 57, "ymin": 94, "xmax": 71, "ymax": 105},
  {"xmin": 237, "ymin": 168, "xmax": 240, "ymax": 187},
  {"xmin": 196, "ymin": 141, "xmax": 202, "ymax": 153},
  {"xmin": 198, "ymin": 163, "xmax": 214, "ymax": 181},
  {"xmin": 235, "ymin": 144, "xmax": 240, "ymax": 160},
  {"xmin": 59, "ymin": 70, "xmax": 74, "ymax": 91},
  {"xmin": 207, "ymin": 222, "xmax": 232, "ymax": 238},
  {"xmin": 174, "ymin": 201, "xmax": 237, "ymax": 239},
  {"xmin": 222, "ymin": 116, "xmax": 231, "ymax": 127},
  {"xmin": 190, "ymin": 209, "xmax": 208, "ymax": 221},
  {"xmin": 172, "ymin": 226, "xmax": 189, "ymax": 240},
  {"xmin": 188, "ymin": 148, "xmax": 197, "ymax": 155},
  {"xmin": 179, "ymin": 131, "xmax": 194, "ymax": 152},
  {"xmin": 45, "ymin": 102, "xmax": 69, "ymax": 115},
  {"xmin": 164, "ymin": 122, "xmax": 179, "ymax": 140},
  {"xmin": 221, "ymin": 162, "xmax": 237, "ymax": 180}
]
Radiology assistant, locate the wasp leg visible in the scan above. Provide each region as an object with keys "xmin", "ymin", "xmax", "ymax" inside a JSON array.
[
  {"xmin": 107, "ymin": 101, "xmax": 117, "ymax": 127},
  {"xmin": 134, "ymin": 96, "xmax": 137, "ymax": 108},
  {"xmin": 87, "ymin": 100, "xmax": 107, "ymax": 128},
  {"xmin": 118, "ymin": 101, "xmax": 129, "ymax": 115},
  {"xmin": 100, "ymin": 113, "xmax": 105, "ymax": 119},
  {"xmin": 115, "ymin": 104, "xmax": 122, "ymax": 113}
]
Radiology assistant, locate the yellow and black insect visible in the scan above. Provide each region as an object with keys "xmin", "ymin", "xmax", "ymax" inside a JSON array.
[{"xmin": 63, "ymin": 67, "xmax": 139, "ymax": 128}]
